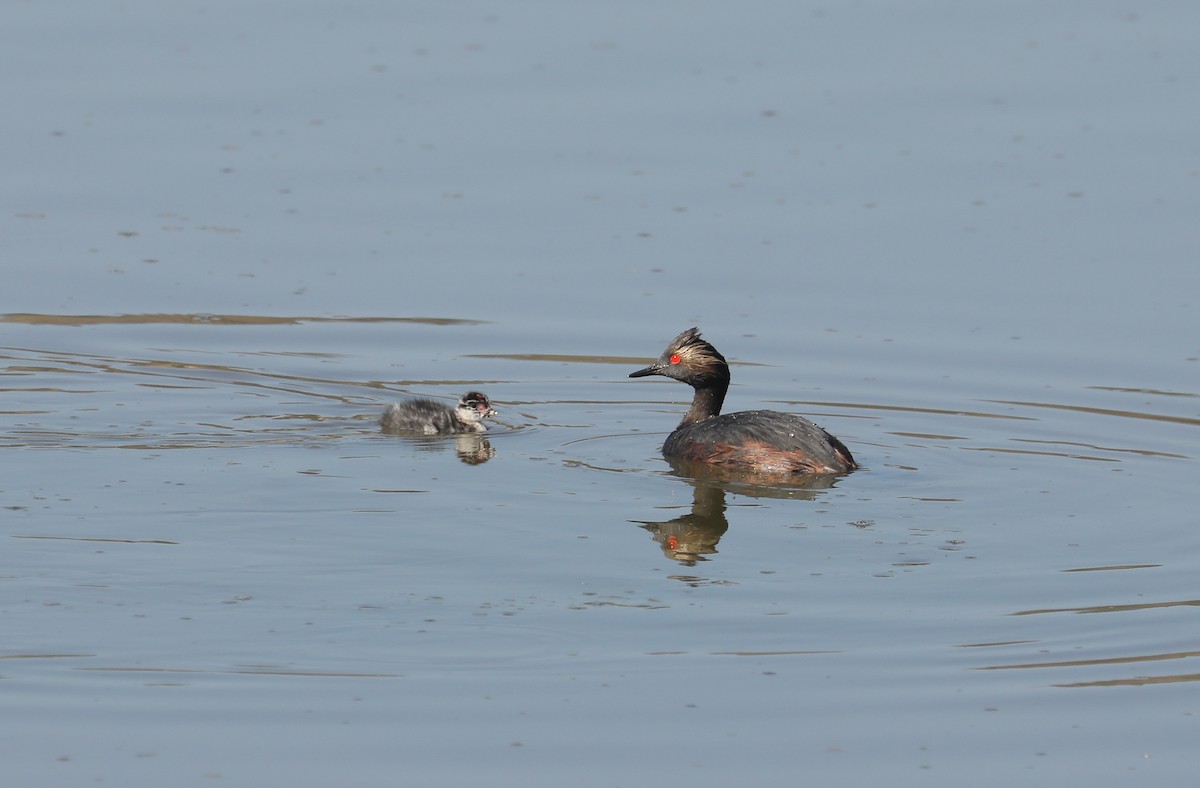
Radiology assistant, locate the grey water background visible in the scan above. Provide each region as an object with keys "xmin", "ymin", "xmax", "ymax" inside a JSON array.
[{"xmin": 3, "ymin": 1, "xmax": 1198, "ymax": 785}]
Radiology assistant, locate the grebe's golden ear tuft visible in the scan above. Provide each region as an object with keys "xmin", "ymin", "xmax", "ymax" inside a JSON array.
[{"xmin": 663, "ymin": 327, "xmax": 727, "ymax": 373}]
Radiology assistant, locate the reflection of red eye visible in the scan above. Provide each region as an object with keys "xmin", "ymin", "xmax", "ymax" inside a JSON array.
[{"xmin": 670, "ymin": 354, "xmax": 681, "ymax": 364}]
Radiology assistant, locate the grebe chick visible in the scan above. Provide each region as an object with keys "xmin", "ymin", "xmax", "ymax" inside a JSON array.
[
  {"xmin": 381, "ymin": 391, "xmax": 497, "ymax": 435},
  {"xmin": 628, "ymin": 328, "xmax": 856, "ymax": 475}
]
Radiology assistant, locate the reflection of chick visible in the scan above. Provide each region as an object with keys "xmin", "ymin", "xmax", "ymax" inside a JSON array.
[
  {"xmin": 454, "ymin": 434, "xmax": 496, "ymax": 465},
  {"xmin": 637, "ymin": 486, "xmax": 729, "ymax": 565},
  {"xmin": 381, "ymin": 391, "xmax": 497, "ymax": 435}
]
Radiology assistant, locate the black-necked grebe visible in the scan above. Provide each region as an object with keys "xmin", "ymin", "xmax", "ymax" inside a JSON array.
[
  {"xmin": 628, "ymin": 328, "xmax": 856, "ymax": 475},
  {"xmin": 380, "ymin": 391, "xmax": 497, "ymax": 435}
]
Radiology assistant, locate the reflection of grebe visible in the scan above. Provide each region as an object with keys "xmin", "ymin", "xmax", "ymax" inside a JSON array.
[
  {"xmin": 637, "ymin": 485, "xmax": 729, "ymax": 565},
  {"xmin": 381, "ymin": 391, "xmax": 497, "ymax": 435},
  {"xmin": 629, "ymin": 328, "xmax": 856, "ymax": 475}
]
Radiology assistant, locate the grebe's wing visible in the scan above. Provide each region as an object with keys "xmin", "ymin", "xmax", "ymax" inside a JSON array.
[{"xmin": 663, "ymin": 410, "xmax": 856, "ymax": 474}]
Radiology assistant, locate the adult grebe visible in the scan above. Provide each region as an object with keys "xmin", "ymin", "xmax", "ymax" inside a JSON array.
[{"xmin": 629, "ymin": 328, "xmax": 855, "ymax": 474}]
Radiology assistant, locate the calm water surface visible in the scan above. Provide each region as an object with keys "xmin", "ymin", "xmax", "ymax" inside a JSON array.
[
  {"xmin": 3, "ymin": 1, "xmax": 1199, "ymax": 786},
  {"xmin": 3, "ymin": 316, "xmax": 1196, "ymax": 786}
]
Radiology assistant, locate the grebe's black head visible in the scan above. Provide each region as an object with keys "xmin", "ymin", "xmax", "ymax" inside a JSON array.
[
  {"xmin": 457, "ymin": 391, "xmax": 498, "ymax": 423},
  {"xmin": 628, "ymin": 327, "xmax": 729, "ymax": 386}
]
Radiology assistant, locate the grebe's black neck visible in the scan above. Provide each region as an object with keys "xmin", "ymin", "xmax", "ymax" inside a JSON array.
[{"xmin": 679, "ymin": 367, "xmax": 729, "ymax": 427}]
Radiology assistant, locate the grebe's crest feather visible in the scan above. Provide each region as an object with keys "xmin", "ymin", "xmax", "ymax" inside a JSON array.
[{"xmin": 665, "ymin": 327, "xmax": 727, "ymax": 376}]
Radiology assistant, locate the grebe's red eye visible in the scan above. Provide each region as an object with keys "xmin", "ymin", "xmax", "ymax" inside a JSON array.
[{"xmin": 670, "ymin": 354, "xmax": 681, "ymax": 364}]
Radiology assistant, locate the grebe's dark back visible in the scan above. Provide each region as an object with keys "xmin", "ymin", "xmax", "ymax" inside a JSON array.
[
  {"xmin": 381, "ymin": 391, "xmax": 497, "ymax": 435},
  {"xmin": 628, "ymin": 328, "xmax": 856, "ymax": 475}
]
